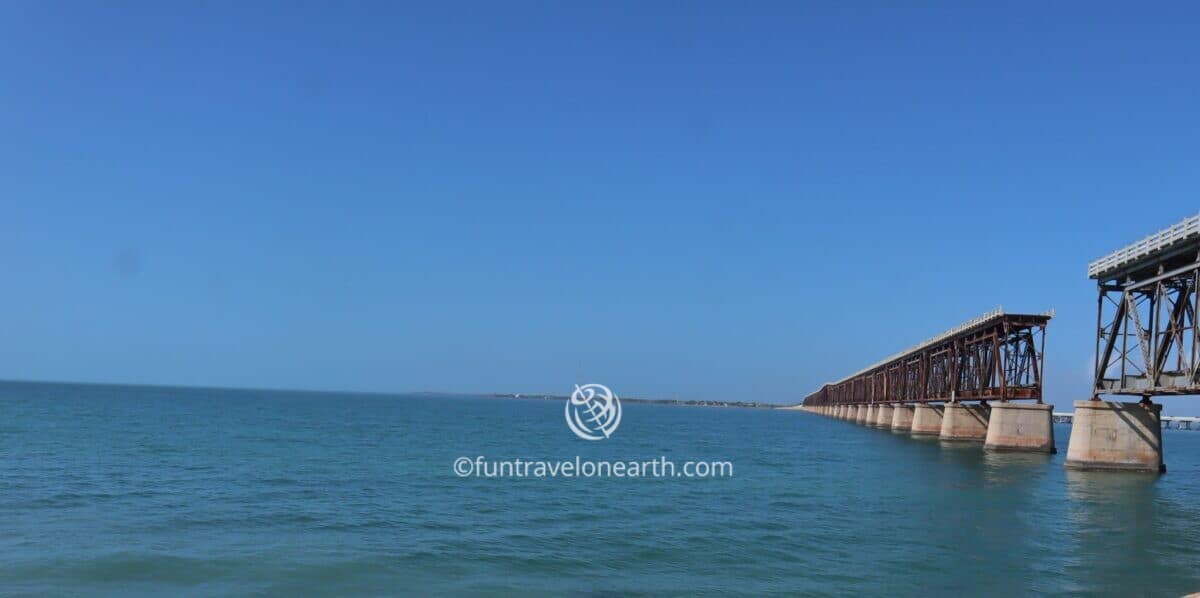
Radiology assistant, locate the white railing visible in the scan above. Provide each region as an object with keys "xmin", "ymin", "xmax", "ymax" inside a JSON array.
[
  {"xmin": 825, "ymin": 307, "xmax": 1055, "ymax": 386},
  {"xmin": 1088, "ymin": 212, "xmax": 1200, "ymax": 278}
]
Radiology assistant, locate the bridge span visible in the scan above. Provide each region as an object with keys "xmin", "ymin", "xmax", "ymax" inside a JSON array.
[
  {"xmin": 804, "ymin": 308, "xmax": 1051, "ymax": 406},
  {"xmin": 1062, "ymin": 211, "xmax": 1200, "ymax": 473},
  {"xmin": 799, "ymin": 308, "xmax": 1057, "ymax": 452},
  {"xmin": 802, "ymin": 211, "xmax": 1200, "ymax": 473}
]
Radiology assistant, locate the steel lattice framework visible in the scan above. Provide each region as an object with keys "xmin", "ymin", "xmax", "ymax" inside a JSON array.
[
  {"xmin": 1092, "ymin": 213, "xmax": 1200, "ymax": 397},
  {"xmin": 802, "ymin": 310, "xmax": 1051, "ymax": 407}
]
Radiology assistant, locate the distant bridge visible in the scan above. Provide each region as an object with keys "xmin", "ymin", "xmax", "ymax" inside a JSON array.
[{"xmin": 1053, "ymin": 412, "xmax": 1200, "ymax": 430}]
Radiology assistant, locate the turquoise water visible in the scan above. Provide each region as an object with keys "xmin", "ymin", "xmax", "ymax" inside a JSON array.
[{"xmin": 3, "ymin": 380, "xmax": 1200, "ymax": 596}]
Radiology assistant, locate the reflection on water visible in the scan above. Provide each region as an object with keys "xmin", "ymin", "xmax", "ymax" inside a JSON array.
[
  {"xmin": 983, "ymin": 450, "xmax": 1054, "ymax": 469},
  {"xmin": 982, "ymin": 450, "xmax": 1054, "ymax": 486},
  {"xmin": 819, "ymin": 422, "xmax": 1200, "ymax": 594},
  {"xmin": 1062, "ymin": 469, "xmax": 1171, "ymax": 595},
  {"xmin": 1065, "ymin": 467, "xmax": 1160, "ymax": 502}
]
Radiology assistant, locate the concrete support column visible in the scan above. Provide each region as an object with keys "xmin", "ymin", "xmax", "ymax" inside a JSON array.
[
  {"xmin": 910, "ymin": 404, "xmax": 944, "ymax": 436},
  {"xmin": 940, "ymin": 403, "xmax": 990, "ymax": 442},
  {"xmin": 854, "ymin": 405, "xmax": 868, "ymax": 424},
  {"xmin": 984, "ymin": 403, "xmax": 1056, "ymax": 453},
  {"xmin": 1065, "ymin": 400, "xmax": 1165, "ymax": 473},
  {"xmin": 865, "ymin": 405, "xmax": 877, "ymax": 426},
  {"xmin": 891, "ymin": 405, "xmax": 915, "ymax": 432},
  {"xmin": 836, "ymin": 405, "xmax": 846, "ymax": 419},
  {"xmin": 874, "ymin": 404, "xmax": 894, "ymax": 429}
]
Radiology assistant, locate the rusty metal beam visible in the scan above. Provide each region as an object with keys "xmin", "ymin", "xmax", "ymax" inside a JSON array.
[{"xmin": 802, "ymin": 310, "xmax": 1052, "ymax": 407}]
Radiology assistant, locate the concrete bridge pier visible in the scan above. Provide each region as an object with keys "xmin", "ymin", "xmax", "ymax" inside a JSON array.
[
  {"xmin": 1065, "ymin": 400, "xmax": 1165, "ymax": 473},
  {"xmin": 940, "ymin": 403, "xmax": 990, "ymax": 442},
  {"xmin": 837, "ymin": 405, "xmax": 847, "ymax": 419},
  {"xmin": 865, "ymin": 405, "xmax": 878, "ymax": 426},
  {"xmin": 910, "ymin": 404, "xmax": 944, "ymax": 436},
  {"xmin": 874, "ymin": 404, "xmax": 894, "ymax": 429},
  {"xmin": 855, "ymin": 405, "xmax": 868, "ymax": 424},
  {"xmin": 984, "ymin": 402, "xmax": 1056, "ymax": 453},
  {"xmin": 891, "ymin": 404, "xmax": 915, "ymax": 432}
]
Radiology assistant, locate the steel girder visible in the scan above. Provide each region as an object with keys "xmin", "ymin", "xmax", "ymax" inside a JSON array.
[
  {"xmin": 802, "ymin": 313, "xmax": 1050, "ymax": 407},
  {"xmin": 1094, "ymin": 252, "xmax": 1200, "ymax": 396}
]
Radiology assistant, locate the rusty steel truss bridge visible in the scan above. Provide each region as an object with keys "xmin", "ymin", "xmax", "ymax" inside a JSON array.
[{"xmin": 802, "ymin": 308, "xmax": 1053, "ymax": 407}]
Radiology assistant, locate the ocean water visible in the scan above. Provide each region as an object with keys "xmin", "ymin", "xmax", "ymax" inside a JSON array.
[{"xmin": 2, "ymin": 381, "xmax": 1200, "ymax": 596}]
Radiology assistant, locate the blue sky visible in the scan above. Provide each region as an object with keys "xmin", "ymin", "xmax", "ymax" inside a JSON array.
[{"xmin": 2, "ymin": 2, "xmax": 1198, "ymax": 409}]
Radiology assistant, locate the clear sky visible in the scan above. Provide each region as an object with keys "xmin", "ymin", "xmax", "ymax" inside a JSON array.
[{"xmin": 2, "ymin": 2, "xmax": 1198, "ymax": 409}]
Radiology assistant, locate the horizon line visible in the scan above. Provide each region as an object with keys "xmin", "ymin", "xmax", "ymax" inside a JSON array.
[{"xmin": 0, "ymin": 376, "xmax": 787, "ymax": 404}]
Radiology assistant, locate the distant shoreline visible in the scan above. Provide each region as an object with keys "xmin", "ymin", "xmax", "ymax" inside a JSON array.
[
  {"xmin": 491, "ymin": 393, "xmax": 777, "ymax": 409},
  {"xmin": 0, "ymin": 379, "xmax": 789, "ymax": 409}
]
